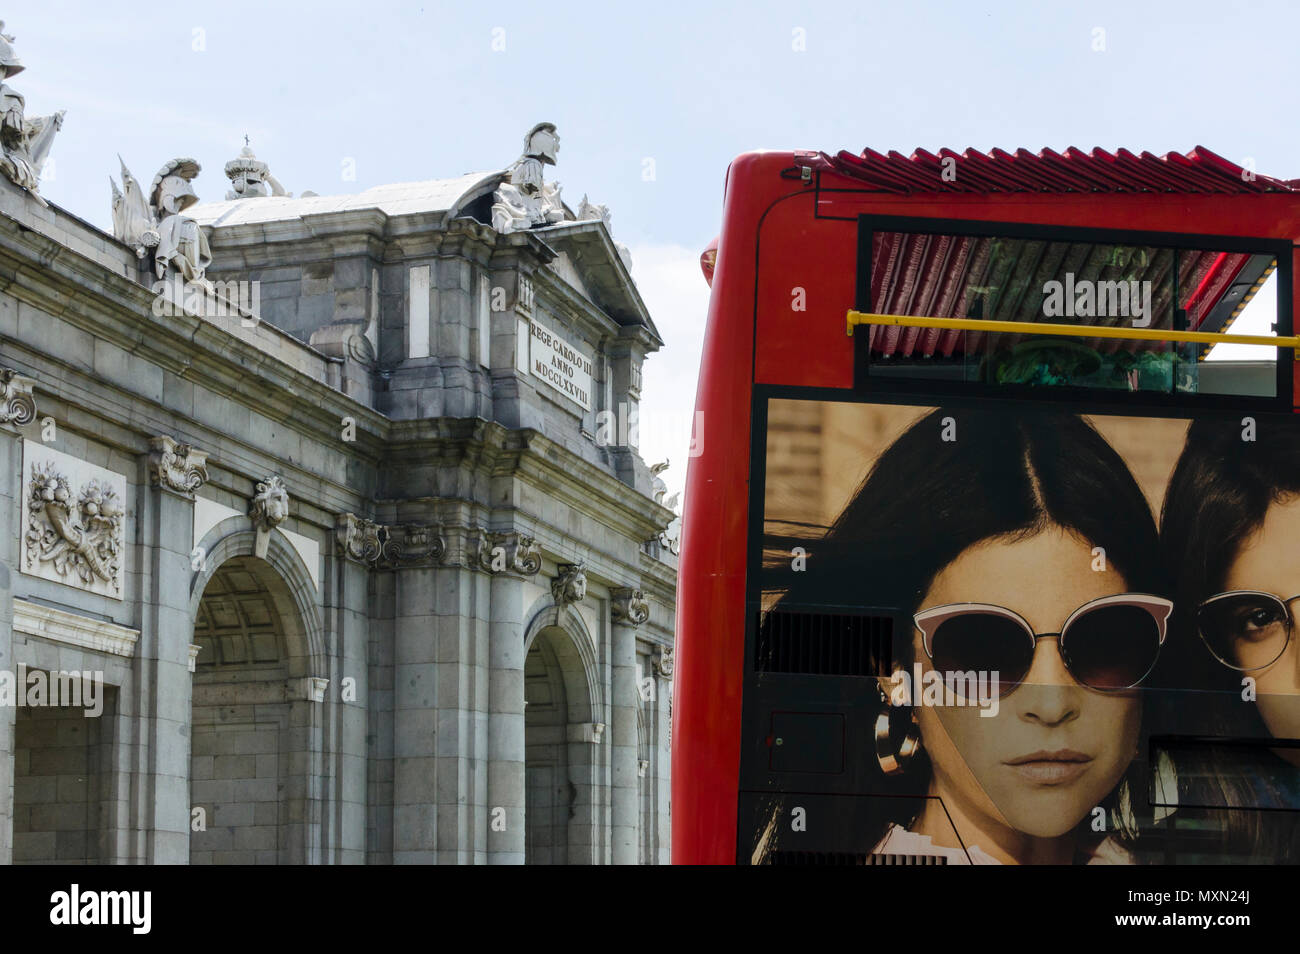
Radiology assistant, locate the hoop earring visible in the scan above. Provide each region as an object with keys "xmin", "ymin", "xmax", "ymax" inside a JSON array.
[{"xmin": 874, "ymin": 701, "xmax": 921, "ymax": 776}]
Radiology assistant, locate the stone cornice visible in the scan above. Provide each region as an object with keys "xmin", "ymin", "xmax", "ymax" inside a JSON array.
[
  {"xmin": 379, "ymin": 418, "xmax": 672, "ymax": 543},
  {"xmin": 0, "ymin": 211, "xmax": 389, "ymax": 445},
  {"xmin": 13, "ymin": 598, "xmax": 139, "ymax": 658}
]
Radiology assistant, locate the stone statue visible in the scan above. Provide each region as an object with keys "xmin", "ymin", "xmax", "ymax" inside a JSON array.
[
  {"xmin": 649, "ymin": 460, "xmax": 669, "ymax": 505},
  {"xmin": 110, "ymin": 157, "xmax": 212, "ymax": 282},
  {"xmin": 0, "ymin": 23, "xmax": 64, "ymax": 207},
  {"xmin": 577, "ymin": 193, "xmax": 633, "ymax": 270},
  {"xmin": 224, "ymin": 140, "xmax": 290, "ymax": 200},
  {"xmin": 490, "ymin": 122, "xmax": 566, "ymax": 233}
]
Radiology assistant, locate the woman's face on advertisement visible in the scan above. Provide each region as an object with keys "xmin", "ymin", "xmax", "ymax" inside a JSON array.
[
  {"xmin": 912, "ymin": 526, "xmax": 1141, "ymax": 839},
  {"xmin": 1222, "ymin": 495, "xmax": 1300, "ymax": 762}
]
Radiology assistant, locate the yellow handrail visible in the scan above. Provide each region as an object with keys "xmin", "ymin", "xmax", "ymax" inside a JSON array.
[{"xmin": 846, "ymin": 310, "xmax": 1299, "ymax": 351}]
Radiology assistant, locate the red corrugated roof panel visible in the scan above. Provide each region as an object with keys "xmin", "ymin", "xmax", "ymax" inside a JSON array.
[{"xmin": 828, "ymin": 145, "xmax": 1298, "ymax": 194}]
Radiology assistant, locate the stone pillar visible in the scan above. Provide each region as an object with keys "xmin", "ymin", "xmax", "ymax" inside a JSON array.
[
  {"xmin": 391, "ymin": 559, "xmax": 439, "ymax": 864},
  {"xmin": 384, "ymin": 520, "xmax": 479, "ymax": 864},
  {"xmin": 0, "ymin": 369, "xmax": 36, "ymax": 865},
  {"xmin": 654, "ymin": 645, "xmax": 673, "ymax": 864},
  {"xmin": 386, "ymin": 521, "xmax": 451, "ymax": 864},
  {"xmin": 331, "ymin": 514, "xmax": 375, "ymax": 863},
  {"xmin": 611, "ymin": 587, "xmax": 650, "ymax": 865},
  {"xmin": 137, "ymin": 436, "xmax": 210, "ymax": 862},
  {"xmin": 484, "ymin": 530, "xmax": 540, "ymax": 865}
]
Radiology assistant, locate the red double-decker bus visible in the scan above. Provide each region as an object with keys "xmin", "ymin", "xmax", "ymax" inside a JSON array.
[{"xmin": 674, "ymin": 145, "xmax": 1300, "ymax": 865}]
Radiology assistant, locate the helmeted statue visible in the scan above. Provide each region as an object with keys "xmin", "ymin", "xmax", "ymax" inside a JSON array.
[
  {"xmin": 110, "ymin": 157, "xmax": 212, "ymax": 282},
  {"xmin": 0, "ymin": 23, "xmax": 64, "ymax": 207},
  {"xmin": 490, "ymin": 122, "xmax": 567, "ymax": 233},
  {"xmin": 224, "ymin": 140, "xmax": 290, "ymax": 200}
]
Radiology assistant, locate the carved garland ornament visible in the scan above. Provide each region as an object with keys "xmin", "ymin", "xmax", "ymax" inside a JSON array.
[{"xmin": 25, "ymin": 461, "xmax": 123, "ymax": 592}]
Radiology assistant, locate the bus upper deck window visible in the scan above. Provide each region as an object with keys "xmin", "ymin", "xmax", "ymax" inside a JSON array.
[{"xmin": 861, "ymin": 225, "xmax": 1284, "ymax": 400}]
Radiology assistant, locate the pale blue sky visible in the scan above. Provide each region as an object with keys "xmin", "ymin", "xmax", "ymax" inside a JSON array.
[{"xmin": 12, "ymin": 0, "xmax": 1300, "ymax": 491}]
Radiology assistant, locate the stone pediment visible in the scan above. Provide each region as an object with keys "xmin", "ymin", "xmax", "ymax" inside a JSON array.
[{"xmin": 534, "ymin": 220, "xmax": 660, "ymax": 343}]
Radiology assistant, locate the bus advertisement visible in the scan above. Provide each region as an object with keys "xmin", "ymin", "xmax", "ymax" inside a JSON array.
[{"xmin": 674, "ymin": 146, "xmax": 1300, "ymax": 868}]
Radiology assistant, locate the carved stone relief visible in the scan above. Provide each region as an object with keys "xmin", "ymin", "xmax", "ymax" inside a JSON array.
[
  {"xmin": 250, "ymin": 475, "xmax": 289, "ymax": 559},
  {"xmin": 611, "ymin": 587, "xmax": 650, "ymax": 627},
  {"xmin": 0, "ymin": 366, "xmax": 36, "ymax": 425},
  {"xmin": 20, "ymin": 440, "xmax": 126, "ymax": 599},
  {"xmin": 148, "ymin": 435, "xmax": 208, "ymax": 496},
  {"xmin": 473, "ymin": 528, "xmax": 542, "ymax": 576},
  {"xmin": 551, "ymin": 560, "xmax": 587, "ymax": 605}
]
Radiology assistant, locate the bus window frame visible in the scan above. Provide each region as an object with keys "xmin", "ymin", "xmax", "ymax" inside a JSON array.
[{"xmin": 851, "ymin": 214, "xmax": 1295, "ymax": 412}]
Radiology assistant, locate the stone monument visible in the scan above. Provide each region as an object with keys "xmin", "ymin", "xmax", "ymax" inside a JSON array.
[{"xmin": 0, "ymin": 22, "xmax": 64, "ymax": 207}]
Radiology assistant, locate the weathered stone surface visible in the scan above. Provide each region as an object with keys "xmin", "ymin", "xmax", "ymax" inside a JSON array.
[{"xmin": 1, "ymin": 115, "xmax": 676, "ymax": 867}]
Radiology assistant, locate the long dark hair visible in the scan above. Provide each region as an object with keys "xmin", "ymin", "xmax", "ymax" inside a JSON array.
[
  {"xmin": 761, "ymin": 405, "xmax": 1166, "ymax": 862},
  {"xmin": 1156, "ymin": 415, "xmax": 1300, "ymax": 861}
]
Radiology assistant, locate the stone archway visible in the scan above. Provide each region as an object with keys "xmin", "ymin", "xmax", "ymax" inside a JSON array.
[
  {"xmin": 189, "ymin": 554, "xmax": 319, "ymax": 864},
  {"xmin": 524, "ymin": 624, "xmax": 598, "ymax": 865}
]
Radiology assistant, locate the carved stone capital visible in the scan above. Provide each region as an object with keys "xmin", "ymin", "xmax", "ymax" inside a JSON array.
[
  {"xmin": 566, "ymin": 722, "xmax": 605, "ymax": 745},
  {"xmin": 377, "ymin": 522, "xmax": 446, "ymax": 569},
  {"xmin": 551, "ymin": 560, "xmax": 587, "ymax": 605},
  {"xmin": 335, "ymin": 513, "xmax": 384, "ymax": 565},
  {"xmin": 0, "ymin": 368, "xmax": 36, "ymax": 426},
  {"xmin": 475, "ymin": 528, "xmax": 542, "ymax": 576},
  {"xmin": 301, "ymin": 676, "xmax": 330, "ymax": 703},
  {"xmin": 148, "ymin": 435, "xmax": 209, "ymax": 496},
  {"xmin": 653, "ymin": 646, "xmax": 674, "ymax": 678},
  {"xmin": 611, "ymin": 587, "xmax": 650, "ymax": 627},
  {"xmin": 250, "ymin": 475, "xmax": 289, "ymax": 559}
]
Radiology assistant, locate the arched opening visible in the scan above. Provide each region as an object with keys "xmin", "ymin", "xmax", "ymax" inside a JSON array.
[
  {"xmin": 189, "ymin": 555, "xmax": 314, "ymax": 864},
  {"xmin": 524, "ymin": 625, "xmax": 596, "ymax": 865}
]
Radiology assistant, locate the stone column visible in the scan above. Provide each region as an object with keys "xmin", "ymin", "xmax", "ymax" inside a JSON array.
[
  {"xmin": 611, "ymin": 587, "xmax": 650, "ymax": 865},
  {"xmin": 137, "ymin": 436, "xmax": 210, "ymax": 862},
  {"xmin": 0, "ymin": 369, "xmax": 37, "ymax": 865},
  {"xmin": 391, "ymin": 561, "xmax": 439, "ymax": 863},
  {"xmin": 484, "ymin": 530, "xmax": 540, "ymax": 865},
  {"xmin": 653, "ymin": 645, "xmax": 673, "ymax": 865},
  {"xmin": 331, "ymin": 514, "xmax": 377, "ymax": 863},
  {"xmin": 386, "ymin": 521, "xmax": 451, "ymax": 863}
]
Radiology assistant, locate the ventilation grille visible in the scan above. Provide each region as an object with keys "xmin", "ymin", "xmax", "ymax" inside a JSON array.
[
  {"xmin": 767, "ymin": 850, "xmax": 870, "ymax": 865},
  {"xmin": 866, "ymin": 853, "xmax": 949, "ymax": 866},
  {"xmin": 756, "ymin": 610, "xmax": 892, "ymax": 676}
]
